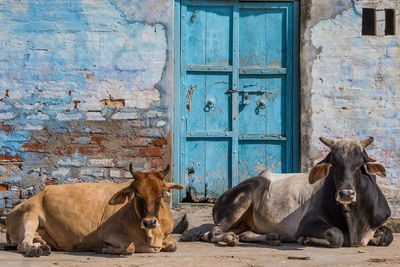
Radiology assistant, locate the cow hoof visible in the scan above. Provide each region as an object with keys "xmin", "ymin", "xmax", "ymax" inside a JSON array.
[
  {"xmin": 40, "ymin": 245, "xmax": 51, "ymax": 256},
  {"xmin": 226, "ymin": 232, "xmax": 239, "ymax": 247},
  {"xmin": 122, "ymin": 243, "xmax": 135, "ymax": 255},
  {"xmin": 162, "ymin": 243, "xmax": 177, "ymax": 252},
  {"xmin": 121, "ymin": 249, "xmax": 134, "ymax": 255},
  {"xmin": 266, "ymin": 232, "xmax": 280, "ymax": 240},
  {"xmin": 297, "ymin": 236, "xmax": 309, "ymax": 245},
  {"xmin": 94, "ymin": 243, "xmax": 107, "ymax": 254},
  {"xmin": 263, "ymin": 232, "xmax": 280, "ymax": 246},
  {"xmin": 27, "ymin": 246, "xmax": 42, "ymax": 257}
]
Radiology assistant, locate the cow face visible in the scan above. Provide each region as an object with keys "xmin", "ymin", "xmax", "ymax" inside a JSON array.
[
  {"xmin": 308, "ymin": 137, "xmax": 386, "ymax": 205},
  {"xmin": 109, "ymin": 164, "xmax": 184, "ymax": 229}
]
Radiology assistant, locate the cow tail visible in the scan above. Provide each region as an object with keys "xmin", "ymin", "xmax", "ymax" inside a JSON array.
[
  {"xmin": 6, "ymin": 231, "xmax": 11, "ymax": 243},
  {"xmin": 2, "ymin": 231, "xmax": 17, "ymax": 250}
]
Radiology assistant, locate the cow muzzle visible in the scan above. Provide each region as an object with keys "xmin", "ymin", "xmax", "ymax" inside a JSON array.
[
  {"xmin": 336, "ymin": 189, "xmax": 356, "ymax": 204},
  {"xmin": 141, "ymin": 218, "xmax": 160, "ymax": 229}
]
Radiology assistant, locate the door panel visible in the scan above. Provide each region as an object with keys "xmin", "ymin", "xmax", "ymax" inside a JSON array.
[
  {"xmin": 184, "ymin": 139, "xmax": 231, "ymax": 201},
  {"xmin": 238, "ymin": 141, "xmax": 285, "ymax": 183},
  {"xmin": 238, "ymin": 75, "xmax": 285, "ymax": 135},
  {"xmin": 186, "ymin": 6, "xmax": 233, "ymax": 66},
  {"xmin": 176, "ymin": 1, "xmax": 298, "ymax": 203},
  {"xmin": 239, "ymin": 8, "xmax": 286, "ymax": 68},
  {"xmin": 186, "ymin": 72, "xmax": 232, "ymax": 132}
]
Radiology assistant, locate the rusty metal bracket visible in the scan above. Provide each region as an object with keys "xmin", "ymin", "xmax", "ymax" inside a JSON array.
[
  {"xmin": 189, "ymin": 10, "xmax": 198, "ymax": 24},
  {"xmin": 186, "ymin": 86, "xmax": 196, "ymax": 112},
  {"xmin": 226, "ymin": 89, "xmax": 266, "ymax": 94}
]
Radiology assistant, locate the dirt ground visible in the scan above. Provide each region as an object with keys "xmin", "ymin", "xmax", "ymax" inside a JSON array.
[{"xmin": 1, "ymin": 205, "xmax": 400, "ymax": 267}]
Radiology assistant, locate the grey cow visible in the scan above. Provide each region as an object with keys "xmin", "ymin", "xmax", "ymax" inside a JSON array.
[{"xmin": 202, "ymin": 138, "xmax": 393, "ymax": 248}]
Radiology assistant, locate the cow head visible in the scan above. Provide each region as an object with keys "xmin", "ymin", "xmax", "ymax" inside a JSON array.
[
  {"xmin": 109, "ymin": 164, "xmax": 184, "ymax": 229},
  {"xmin": 309, "ymin": 137, "xmax": 386, "ymax": 205}
]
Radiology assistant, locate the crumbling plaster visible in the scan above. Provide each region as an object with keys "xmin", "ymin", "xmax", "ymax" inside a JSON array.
[{"xmin": 300, "ymin": 0, "xmax": 400, "ymax": 217}]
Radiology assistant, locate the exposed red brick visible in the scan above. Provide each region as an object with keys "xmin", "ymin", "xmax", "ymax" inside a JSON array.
[
  {"xmin": 154, "ymin": 138, "xmax": 167, "ymax": 146},
  {"xmin": 86, "ymin": 72, "xmax": 95, "ymax": 83},
  {"xmin": 71, "ymin": 136, "xmax": 103, "ymax": 145},
  {"xmin": 122, "ymin": 149, "xmax": 140, "ymax": 158},
  {"xmin": 0, "ymin": 184, "xmax": 8, "ymax": 191},
  {"xmin": 90, "ymin": 136, "xmax": 103, "ymax": 145},
  {"xmin": 139, "ymin": 147, "xmax": 165, "ymax": 157},
  {"xmin": 122, "ymin": 137, "xmax": 152, "ymax": 147},
  {"xmin": 100, "ymin": 96, "xmax": 125, "ymax": 108},
  {"xmin": 139, "ymin": 128, "xmax": 162, "ymax": 138},
  {"xmin": 54, "ymin": 147, "xmax": 76, "ymax": 155},
  {"xmin": 149, "ymin": 158, "xmax": 165, "ymax": 168},
  {"xmin": 45, "ymin": 178, "xmax": 58, "ymax": 185},
  {"xmin": 0, "ymin": 122, "xmax": 13, "ymax": 131},
  {"xmin": 78, "ymin": 146, "xmax": 105, "ymax": 155},
  {"xmin": 20, "ymin": 190, "xmax": 29, "ymax": 199},
  {"xmin": 21, "ymin": 143, "xmax": 45, "ymax": 152},
  {"xmin": 0, "ymin": 153, "xmax": 23, "ymax": 162},
  {"xmin": 71, "ymin": 137, "xmax": 91, "ymax": 144},
  {"xmin": 130, "ymin": 120, "xmax": 148, "ymax": 127}
]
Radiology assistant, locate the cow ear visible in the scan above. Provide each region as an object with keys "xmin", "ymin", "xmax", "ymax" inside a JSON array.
[
  {"xmin": 364, "ymin": 162, "xmax": 386, "ymax": 177},
  {"xmin": 165, "ymin": 182, "xmax": 184, "ymax": 190},
  {"xmin": 109, "ymin": 185, "xmax": 134, "ymax": 205},
  {"xmin": 308, "ymin": 163, "xmax": 331, "ymax": 184}
]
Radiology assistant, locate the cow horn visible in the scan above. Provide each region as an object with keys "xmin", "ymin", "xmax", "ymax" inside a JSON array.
[
  {"xmin": 319, "ymin": 137, "xmax": 333, "ymax": 148},
  {"xmin": 360, "ymin": 136, "xmax": 374, "ymax": 148},
  {"xmin": 161, "ymin": 164, "xmax": 170, "ymax": 178},
  {"xmin": 129, "ymin": 163, "xmax": 137, "ymax": 179}
]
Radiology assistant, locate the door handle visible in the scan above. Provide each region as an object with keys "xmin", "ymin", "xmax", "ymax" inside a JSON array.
[
  {"xmin": 257, "ymin": 98, "xmax": 267, "ymax": 109},
  {"xmin": 204, "ymin": 97, "xmax": 216, "ymax": 112}
]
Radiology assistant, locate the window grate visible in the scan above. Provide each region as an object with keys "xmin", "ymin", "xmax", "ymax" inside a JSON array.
[
  {"xmin": 385, "ymin": 9, "xmax": 395, "ymax": 35},
  {"xmin": 362, "ymin": 8, "xmax": 376, "ymax": 36}
]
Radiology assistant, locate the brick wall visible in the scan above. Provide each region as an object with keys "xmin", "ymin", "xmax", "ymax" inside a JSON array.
[{"xmin": 0, "ymin": 0, "xmax": 171, "ymax": 208}]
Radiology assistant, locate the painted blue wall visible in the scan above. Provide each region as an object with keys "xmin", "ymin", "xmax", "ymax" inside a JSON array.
[{"xmin": 0, "ymin": 0, "xmax": 172, "ymax": 208}]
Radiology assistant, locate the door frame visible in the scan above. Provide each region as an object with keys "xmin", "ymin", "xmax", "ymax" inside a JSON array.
[{"xmin": 173, "ymin": 0, "xmax": 300, "ymax": 204}]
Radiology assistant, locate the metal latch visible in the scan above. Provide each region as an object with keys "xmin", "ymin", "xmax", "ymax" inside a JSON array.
[
  {"xmin": 257, "ymin": 98, "xmax": 267, "ymax": 109},
  {"xmin": 204, "ymin": 97, "xmax": 216, "ymax": 112},
  {"xmin": 243, "ymin": 93, "xmax": 250, "ymax": 105}
]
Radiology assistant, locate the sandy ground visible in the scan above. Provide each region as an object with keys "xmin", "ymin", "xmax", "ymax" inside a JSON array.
[{"xmin": 1, "ymin": 205, "xmax": 399, "ymax": 267}]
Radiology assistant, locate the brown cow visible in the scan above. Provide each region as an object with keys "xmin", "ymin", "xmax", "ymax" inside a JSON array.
[{"xmin": 6, "ymin": 164, "xmax": 184, "ymax": 257}]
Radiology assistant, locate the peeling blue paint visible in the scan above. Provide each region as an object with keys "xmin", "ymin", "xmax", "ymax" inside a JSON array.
[{"xmin": 0, "ymin": 0, "xmax": 169, "ymax": 208}]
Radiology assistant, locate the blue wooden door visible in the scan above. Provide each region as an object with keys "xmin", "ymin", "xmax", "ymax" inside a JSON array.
[{"xmin": 174, "ymin": 1, "xmax": 299, "ymax": 203}]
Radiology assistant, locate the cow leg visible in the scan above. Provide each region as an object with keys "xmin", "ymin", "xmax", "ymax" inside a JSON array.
[
  {"xmin": 96, "ymin": 233, "xmax": 135, "ymax": 255},
  {"xmin": 36, "ymin": 228, "xmax": 59, "ymax": 251},
  {"xmin": 203, "ymin": 178, "xmax": 261, "ymax": 246},
  {"xmin": 238, "ymin": 231, "xmax": 281, "ymax": 246},
  {"xmin": 202, "ymin": 228, "xmax": 239, "ymax": 246},
  {"xmin": 297, "ymin": 225, "xmax": 344, "ymax": 248},
  {"xmin": 16, "ymin": 212, "xmax": 50, "ymax": 257},
  {"xmin": 368, "ymin": 226, "xmax": 393, "ymax": 246},
  {"xmin": 161, "ymin": 235, "xmax": 178, "ymax": 252}
]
